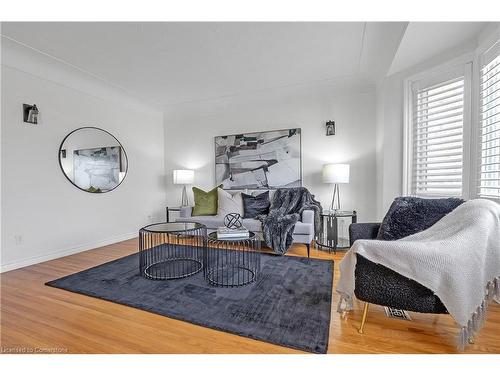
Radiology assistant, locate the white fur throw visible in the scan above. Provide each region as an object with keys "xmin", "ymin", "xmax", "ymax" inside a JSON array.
[{"xmin": 337, "ymin": 199, "xmax": 500, "ymax": 348}]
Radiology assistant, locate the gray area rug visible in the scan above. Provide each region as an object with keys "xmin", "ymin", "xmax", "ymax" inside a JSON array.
[{"xmin": 46, "ymin": 247, "xmax": 333, "ymax": 353}]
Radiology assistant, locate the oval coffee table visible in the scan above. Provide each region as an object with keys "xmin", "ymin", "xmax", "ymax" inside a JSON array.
[
  {"xmin": 205, "ymin": 231, "xmax": 261, "ymax": 287},
  {"xmin": 139, "ymin": 222, "xmax": 206, "ymax": 280}
]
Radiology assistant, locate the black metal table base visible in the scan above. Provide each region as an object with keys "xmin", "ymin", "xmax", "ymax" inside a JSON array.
[
  {"xmin": 315, "ymin": 210, "xmax": 357, "ymax": 253},
  {"xmin": 143, "ymin": 258, "xmax": 203, "ymax": 280},
  {"xmin": 205, "ymin": 265, "xmax": 256, "ymax": 287},
  {"xmin": 205, "ymin": 231, "xmax": 261, "ymax": 288},
  {"xmin": 139, "ymin": 222, "xmax": 206, "ymax": 280}
]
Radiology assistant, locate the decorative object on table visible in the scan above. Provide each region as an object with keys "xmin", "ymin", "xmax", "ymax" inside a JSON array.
[
  {"xmin": 216, "ymin": 226, "xmax": 249, "ymax": 239},
  {"xmin": 337, "ymin": 198, "xmax": 500, "ymax": 350},
  {"xmin": 322, "ymin": 163, "xmax": 350, "ymax": 211},
  {"xmin": 173, "ymin": 169, "xmax": 194, "ymax": 207},
  {"xmin": 217, "ymin": 188, "xmax": 243, "ymax": 216},
  {"xmin": 58, "ymin": 127, "xmax": 128, "ymax": 193},
  {"xmin": 257, "ymin": 187, "xmax": 322, "ymax": 255},
  {"xmin": 46, "ymin": 248, "xmax": 334, "ymax": 353},
  {"xmin": 223, "ymin": 212, "xmax": 243, "ymax": 229},
  {"xmin": 192, "ymin": 185, "xmax": 220, "ymax": 215},
  {"xmin": 242, "ymin": 191, "xmax": 270, "ymax": 218},
  {"xmin": 316, "ymin": 210, "xmax": 357, "ymax": 253},
  {"xmin": 139, "ymin": 222, "xmax": 206, "ymax": 280},
  {"xmin": 215, "ymin": 128, "xmax": 302, "ymax": 190},
  {"xmin": 206, "ymin": 231, "xmax": 260, "ymax": 287},
  {"xmin": 23, "ymin": 103, "xmax": 39, "ymax": 124},
  {"xmin": 165, "ymin": 206, "xmax": 181, "ymax": 222},
  {"xmin": 325, "ymin": 120, "xmax": 335, "ymax": 136}
]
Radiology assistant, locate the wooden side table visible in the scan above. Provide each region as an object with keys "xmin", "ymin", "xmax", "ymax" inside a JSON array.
[{"xmin": 315, "ymin": 210, "xmax": 357, "ymax": 253}]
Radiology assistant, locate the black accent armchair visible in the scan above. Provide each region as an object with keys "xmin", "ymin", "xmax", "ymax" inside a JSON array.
[{"xmin": 349, "ymin": 223, "xmax": 448, "ymax": 333}]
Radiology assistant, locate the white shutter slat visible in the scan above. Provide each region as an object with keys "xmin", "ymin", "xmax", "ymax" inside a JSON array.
[
  {"xmin": 413, "ymin": 118, "xmax": 463, "ymax": 132},
  {"xmin": 417, "ymin": 85, "xmax": 464, "ymax": 102},
  {"xmin": 415, "ymin": 107, "xmax": 463, "ymax": 121},
  {"xmin": 416, "ymin": 97, "xmax": 463, "ymax": 113},
  {"xmin": 478, "ymin": 50, "xmax": 500, "ymax": 200},
  {"xmin": 414, "ymin": 124, "xmax": 463, "ymax": 136}
]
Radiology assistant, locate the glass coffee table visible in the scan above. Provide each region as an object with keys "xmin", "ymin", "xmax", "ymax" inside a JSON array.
[
  {"xmin": 205, "ymin": 231, "xmax": 261, "ymax": 287},
  {"xmin": 139, "ymin": 222, "xmax": 206, "ymax": 280}
]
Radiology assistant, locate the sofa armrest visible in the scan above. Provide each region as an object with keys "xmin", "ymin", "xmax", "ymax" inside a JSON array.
[
  {"xmin": 349, "ymin": 223, "xmax": 381, "ymax": 246},
  {"xmin": 179, "ymin": 206, "xmax": 193, "ymax": 218},
  {"xmin": 301, "ymin": 209, "xmax": 314, "ymax": 224}
]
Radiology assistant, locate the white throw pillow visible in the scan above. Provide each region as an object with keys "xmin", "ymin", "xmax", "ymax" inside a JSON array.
[{"xmin": 217, "ymin": 188, "xmax": 244, "ymax": 217}]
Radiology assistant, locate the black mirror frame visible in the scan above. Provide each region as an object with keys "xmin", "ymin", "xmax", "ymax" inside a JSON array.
[{"xmin": 58, "ymin": 126, "xmax": 129, "ymax": 194}]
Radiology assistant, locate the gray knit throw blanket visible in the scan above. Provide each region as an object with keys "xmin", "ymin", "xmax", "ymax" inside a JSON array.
[{"xmin": 257, "ymin": 187, "xmax": 322, "ymax": 255}]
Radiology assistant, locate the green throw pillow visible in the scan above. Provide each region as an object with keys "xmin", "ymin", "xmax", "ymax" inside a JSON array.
[{"xmin": 192, "ymin": 186, "xmax": 219, "ymax": 216}]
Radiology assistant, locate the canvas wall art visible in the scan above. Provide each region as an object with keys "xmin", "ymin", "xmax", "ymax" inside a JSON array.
[
  {"xmin": 215, "ymin": 128, "xmax": 302, "ymax": 190},
  {"xmin": 73, "ymin": 146, "xmax": 121, "ymax": 192}
]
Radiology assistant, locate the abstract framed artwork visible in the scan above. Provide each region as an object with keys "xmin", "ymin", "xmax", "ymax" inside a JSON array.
[
  {"xmin": 215, "ymin": 128, "xmax": 302, "ymax": 190},
  {"xmin": 73, "ymin": 146, "xmax": 122, "ymax": 192}
]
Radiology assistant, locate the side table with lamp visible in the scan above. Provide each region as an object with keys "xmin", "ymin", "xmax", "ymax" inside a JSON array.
[
  {"xmin": 167, "ymin": 169, "xmax": 194, "ymax": 222},
  {"xmin": 318, "ymin": 163, "xmax": 355, "ymax": 253}
]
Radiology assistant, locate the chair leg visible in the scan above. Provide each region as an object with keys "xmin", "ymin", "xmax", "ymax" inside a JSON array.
[
  {"xmin": 358, "ymin": 302, "xmax": 370, "ymax": 334},
  {"xmin": 306, "ymin": 243, "xmax": 310, "ymax": 258}
]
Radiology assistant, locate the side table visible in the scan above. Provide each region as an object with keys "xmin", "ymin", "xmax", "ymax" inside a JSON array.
[
  {"xmin": 139, "ymin": 222, "xmax": 206, "ymax": 280},
  {"xmin": 165, "ymin": 206, "xmax": 181, "ymax": 222},
  {"xmin": 315, "ymin": 210, "xmax": 357, "ymax": 253},
  {"xmin": 205, "ymin": 231, "xmax": 261, "ymax": 287}
]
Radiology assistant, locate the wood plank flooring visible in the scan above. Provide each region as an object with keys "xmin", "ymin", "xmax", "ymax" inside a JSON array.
[{"xmin": 1, "ymin": 238, "xmax": 499, "ymax": 354}]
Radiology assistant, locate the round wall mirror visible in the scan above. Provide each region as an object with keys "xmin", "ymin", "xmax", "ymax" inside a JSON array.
[{"xmin": 59, "ymin": 127, "xmax": 128, "ymax": 193}]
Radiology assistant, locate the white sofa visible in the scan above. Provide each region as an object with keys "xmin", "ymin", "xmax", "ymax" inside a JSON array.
[{"xmin": 176, "ymin": 206, "xmax": 315, "ymax": 257}]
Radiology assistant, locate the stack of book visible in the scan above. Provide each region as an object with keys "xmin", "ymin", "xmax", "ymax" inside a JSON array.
[{"xmin": 216, "ymin": 227, "xmax": 249, "ymax": 239}]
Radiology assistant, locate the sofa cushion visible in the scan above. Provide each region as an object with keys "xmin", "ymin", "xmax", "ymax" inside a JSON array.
[
  {"xmin": 242, "ymin": 219, "xmax": 311, "ymax": 234},
  {"xmin": 217, "ymin": 188, "xmax": 243, "ymax": 217},
  {"xmin": 192, "ymin": 186, "xmax": 219, "ymax": 216},
  {"xmin": 293, "ymin": 222, "xmax": 313, "ymax": 235},
  {"xmin": 377, "ymin": 196, "xmax": 464, "ymax": 241},
  {"xmin": 188, "ymin": 215, "xmax": 225, "ymax": 230},
  {"xmin": 242, "ymin": 191, "xmax": 270, "ymax": 218},
  {"xmin": 241, "ymin": 218, "xmax": 262, "ymax": 233}
]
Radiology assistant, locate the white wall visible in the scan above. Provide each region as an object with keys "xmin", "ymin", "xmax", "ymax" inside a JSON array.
[
  {"xmin": 1, "ymin": 38, "xmax": 165, "ymax": 272},
  {"xmin": 164, "ymin": 80, "xmax": 378, "ymax": 223}
]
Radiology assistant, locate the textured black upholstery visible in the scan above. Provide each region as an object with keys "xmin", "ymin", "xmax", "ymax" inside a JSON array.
[{"xmin": 349, "ymin": 222, "xmax": 448, "ymax": 314}]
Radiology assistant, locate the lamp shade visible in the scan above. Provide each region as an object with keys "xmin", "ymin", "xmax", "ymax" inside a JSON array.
[
  {"xmin": 322, "ymin": 164, "xmax": 350, "ymax": 184},
  {"xmin": 173, "ymin": 169, "xmax": 194, "ymax": 185}
]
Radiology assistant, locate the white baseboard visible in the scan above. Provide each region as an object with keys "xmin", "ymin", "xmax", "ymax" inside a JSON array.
[{"xmin": 0, "ymin": 232, "xmax": 138, "ymax": 273}]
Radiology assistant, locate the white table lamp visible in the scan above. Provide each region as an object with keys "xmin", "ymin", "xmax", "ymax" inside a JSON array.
[
  {"xmin": 322, "ymin": 163, "xmax": 350, "ymax": 211},
  {"xmin": 173, "ymin": 169, "xmax": 194, "ymax": 206}
]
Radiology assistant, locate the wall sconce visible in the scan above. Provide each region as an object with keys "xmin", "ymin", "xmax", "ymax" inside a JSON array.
[
  {"xmin": 23, "ymin": 104, "xmax": 39, "ymax": 124},
  {"xmin": 325, "ymin": 120, "xmax": 335, "ymax": 136}
]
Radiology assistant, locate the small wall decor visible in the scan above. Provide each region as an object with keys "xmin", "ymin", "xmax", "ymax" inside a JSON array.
[
  {"xmin": 23, "ymin": 104, "xmax": 39, "ymax": 124},
  {"xmin": 325, "ymin": 120, "xmax": 335, "ymax": 136}
]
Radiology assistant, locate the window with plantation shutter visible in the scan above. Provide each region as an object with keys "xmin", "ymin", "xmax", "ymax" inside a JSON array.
[
  {"xmin": 478, "ymin": 41, "xmax": 500, "ymax": 201},
  {"xmin": 406, "ymin": 63, "xmax": 472, "ymax": 198}
]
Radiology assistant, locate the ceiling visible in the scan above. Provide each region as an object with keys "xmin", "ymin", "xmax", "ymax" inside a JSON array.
[
  {"xmin": 1, "ymin": 22, "xmax": 408, "ymax": 107},
  {"xmin": 1, "ymin": 22, "xmax": 493, "ymax": 108},
  {"xmin": 388, "ymin": 22, "xmax": 489, "ymax": 75}
]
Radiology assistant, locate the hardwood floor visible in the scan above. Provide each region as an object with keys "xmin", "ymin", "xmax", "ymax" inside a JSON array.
[{"xmin": 1, "ymin": 238, "xmax": 499, "ymax": 354}]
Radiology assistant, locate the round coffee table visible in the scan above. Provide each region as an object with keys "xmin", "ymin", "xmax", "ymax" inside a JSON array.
[
  {"xmin": 205, "ymin": 231, "xmax": 261, "ymax": 287},
  {"xmin": 139, "ymin": 222, "xmax": 206, "ymax": 280}
]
